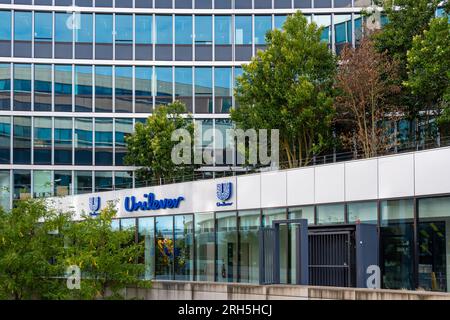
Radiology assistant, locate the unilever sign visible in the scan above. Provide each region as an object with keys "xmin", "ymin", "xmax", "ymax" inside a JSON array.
[
  {"xmin": 124, "ymin": 193, "xmax": 185, "ymax": 213},
  {"xmin": 216, "ymin": 182, "xmax": 233, "ymax": 207}
]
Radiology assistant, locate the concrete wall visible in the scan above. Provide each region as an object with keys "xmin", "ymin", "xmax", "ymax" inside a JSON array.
[{"xmin": 124, "ymin": 281, "xmax": 450, "ymax": 300}]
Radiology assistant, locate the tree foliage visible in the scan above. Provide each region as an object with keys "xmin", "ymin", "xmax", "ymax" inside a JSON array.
[
  {"xmin": 230, "ymin": 11, "xmax": 336, "ymax": 168},
  {"xmin": 334, "ymin": 38, "xmax": 401, "ymax": 158},
  {"xmin": 0, "ymin": 200, "xmax": 149, "ymax": 300},
  {"xmin": 124, "ymin": 101, "xmax": 196, "ymax": 183}
]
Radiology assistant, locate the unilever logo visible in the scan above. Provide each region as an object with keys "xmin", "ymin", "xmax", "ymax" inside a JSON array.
[
  {"xmin": 125, "ymin": 193, "xmax": 185, "ymax": 213},
  {"xmin": 89, "ymin": 196, "xmax": 101, "ymax": 217},
  {"xmin": 216, "ymin": 182, "xmax": 233, "ymax": 207}
]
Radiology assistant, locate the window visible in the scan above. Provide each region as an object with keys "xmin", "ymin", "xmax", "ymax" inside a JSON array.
[
  {"xmin": 156, "ymin": 15, "xmax": 173, "ymax": 44},
  {"xmin": 288, "ymin": 206, "xmax": 315, "ymax": 225},
  {"xmin": 34, "ymin": 12, "xmax": 52, "ymax": 42},
  {"xmin": 381, "ymin": 199, "xmax": 414, "ymax": 290},
  {"xmin": 115, "ymin": 118, "xmax": 133, "ymax": 166},
  {"xmin": 54, "ymin": 171, "xmax": 72, "ymax": 197},
  {"xmin": 115, "ymin": 66, "xmax": 133, "ymax": 113},
  {"xmin": 334, "ymin": 15, "xmax": 352, "ymax": 55},
  {"xmin": 33, "ymin": 170, "xmax": 52, "ymax": 198},
  {"xmin": 13, "ymin": 169, "xmax": 31, "ymax": 200},
  {"xmin": 0, "ymin": 116, "xmax": 10, "ymax": 164},
  {"xmin": 238, "ymin": 210, "xmax": 260, "ymax": 283},
  {"xmin": 254, "ymin": 16, "xmax": 272, "ymax": 45},
  {"xmin": 95, "ymin": 66, "xmax": 112, "ymax": 112},
  {"xmin": 195, "ymin": 67, "xmax": 212, "ymax": 113},
  {"xmin": 155, "ymin": 216, "xmax": 174, "ymax": 279},
  {"xmin": 0, "ymin": 64, "xmax": 10, "ymax": 110},
  {"xmin": 75, "ymin": 117, "xmax": 93, "ymax": 165},
  {"xmin": 135, "ymin": 67, "xmax": 153, "ymax": 113},
  {"xmin": 313, "ymin": 15, "xmax": 331, "ymax": 44},
  {"xmin": 215, "ymin": 119, "xmax": 234, "ymax": 165},
  {"xmin": 115, "ymin": 14, "xmax": 132, "ymax": 44},
  {"xmin": 0, "ymin": 11, "xmax": 11, "ymax": 41},
  {"xmin": 175, "ymin": 215, "xmax": 194, "ymax": 280},
  {"xmin": 155, "ymin": 67, "xmax": 173, "ymax": 107},
  {"xmin": 54, "ymin": 65, "xmax": 72, "ymax": 112},
  {"xmin": 216, "ymin": 211, "xmax": 237, "ymax": 282},
  {"xmin": 138, "ymin": 217, "xmax": 155, "ymax": 280},
  {"xmin": 175, "ymin": 15, "xmax": 193, "ymax": 45},
  {"xmin": 75, "ymin": 13, "xmax": 93, "ymax": 43},
  {"xmin": 75, "ymin": 66, "xmax": 92, "ymax": 112},
  {"xmin": 214, "ymin": 67, "xmax": 232, "ymax": 114},
  {"xmin": 175, "ymin": 67, "xmax": 193, "ymax": 112},
  {"xmin": 195, "ymin": 16, "xmax": 212, "ymax": 45},
  {"xmin": 55, "ymin": 13, "xmax": 73, "ymax": 43},
  {"xmin": 74, "ymin": 170, "xmax": 92, "ymax": 194},
  {"xmin": 95, "ymin": 14, "xmax": 113, "ymax": 43},
  {"xmin": 274, "ymin": 15, "xmax": 287, "ymax": 30},
  {"xmin": 215, "ymin": 16, "xmax": 232, "ymax": 45},
  {"xmin": 195, "ymin": 212, "xmax": 215, "ymax": 281},
  {"xmin": 33, "ymin": 117, "xmax": 52, "ymax": 165},
  {"xmin": 314, "ymin": 0, "xmax": 331, "ymax": 7},
  {"xmin": 136, "ymin": 15, "xmax": 152, "ymax": 44},
  {"xmin": 13, "ymin": 64, "xmax": 31, "ymax": 111},
  {"xmin": 14, "ymin": 11, "xmax": 32, "ymax": 41},
  {"xmin": 115, "ymin": 171, "xmax": 132, "ymax": 189},
  {"xmin": 348, "ymin": 201, "xmax": 378, "ymax": 224},
  {"xmin": 34, "ymin": 64, "xmax": 52, "ymax": 111},
  {"xmin": 317, "ymin": 204, "xmax": 345, "ymax": 224},
  {"xmin": 235, "ymin": 16, "xmax": 252, "ymax": 45},
  {"xmin": 54, "ymin": 117, "xmax": 72, "ymax": 165},
  {"xmin": 94, "ymin": 171, "xmax": 112, "ymax": 192},
  {"xmin": 13, "ymin": 116, "xmax": 31, "ymax": 164},
  {"xmin": 0, "ymin": 170, "xmax": 10, "ymax": 210},
  {"xmin": 95, "ymin": 118, "xmax": 113, "ymax": 166}
]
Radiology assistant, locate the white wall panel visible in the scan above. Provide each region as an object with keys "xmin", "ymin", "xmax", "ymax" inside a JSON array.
[
  {"xmin": 261, "ymin": 171, "xmax": 287, "ymax": 208},
  {"xmin": 236, "ymin": 174, "xmax": 261, "ymax": 210},
  {"xmin": 378, "ymin": 154, "xmax": 414, "ymax": 199},
  {"xmin": 415, "ymin": 148, "xmax": 450, "ymax": 196},
  {"xmin": 287, "ymin": 167, "xmax": 315, "ymax": 206},
  {"xmin": 345, "ymin": 159, "xmax": 378, "ymax": 201},
  {"xmin": 315, "ymin": 163, "xmax": 345, "ymax": 204}
]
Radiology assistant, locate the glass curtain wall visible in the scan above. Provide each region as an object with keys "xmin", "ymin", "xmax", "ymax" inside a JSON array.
[
  {"xmin": 138, "ymin": 217, "xmax": 155, "ymax": 280},
  {"xmin": 216, "ymin": 211, "xmax": 238, "ymax": 282},
  {"xmin": 195, "ymin": 212, "xmax": 215, "ymax": 281},
  {"xmin": 174, "ymin": 215, "xmax": 194, "ymax": 280},
  {"xmin": 155, "ymin": 216, "xmax": 174, "ymax": 279},
  {"xmin": 238, "ymin": 210, "xmax": 260, "ymax": 283}
]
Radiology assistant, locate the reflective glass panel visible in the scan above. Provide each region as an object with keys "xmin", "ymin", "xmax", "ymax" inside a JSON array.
[
  {"xmin": 274, "ymin": 15, "xmax": 287, "ymax": 30},
  {"xmin": 136, "ymin": 15, "xmax": 152, "ymax": 44},
  {"xmin": 138, "ymin": 217, "xmax": 155, "ymax": 280},
  {"xmin": 0, "ymin": 170, "xmax": 10, "ymax": 210},
  {"xmin": 174, "ymin": 215, "xmax": 194, "ymax": 281},
  {"xmin": 74, "ymin": 170, "xmax": 92, "ymax": 194},
  {"xmin": 156, "ymin": 15, "xmax": 173, "ymax": 44},
  {"xmin": 214, "ymin": 67, "xmax": 232, "ymax": 114},
  {"xmin": 195, "ymin": 67, "xmax": 212, "ymax": 113},
  {"xmin": 55, "ymin": 13, "xmax": 72, "ymax": 42},
  {"xmin": 54, "ymin": 118, "xmax": 72, "ymax": 165},
  {"xmin": 216, "ymin": 211, "xmax": 237, "ymax": 282},
  {"xmin": 34, "ymin": 12, "xmax": 52, "ymax": 42},
  {"xmin": 317, "ymin": 204, "xmax": 345, "ymax": 224},
  {"xmin": 155, "ymin": 216, "xmax": 174, "ymax": 279},
  {"xmin": 13, "ymin": 116, "xmax": 31, "ymax": 164},
  {"xmin": 288, "ymin": 206, "xmax": 315, "ymax": 225},
  {"xmin": 95, "ymin": 14, "xmax": 113, "ymax": 43},
  {"xmin": 95, "ymin": 171, "xmax": 112, "ymax": 192},
  {"xmin": 14, "ymin": 11, "xmax": 32, "ymax": 41},
  {"xmin": 155, "ymin": 67, "xmax": 173, "ymax": 107},
  {"xmin": 33, "ymin": 117, "xmax": 52, "ymax": 165},
  {"xmin": 95, "ymin": 118, "xmax": 113, "ymax": 166},
  {"xmin": 115, "ymin": 14, "xmax": 133, "ymax": 44},
  {"xmin": 135, "ymin": 67, "xmax": 153, "ymax": 113},
  {"xmin": 115, "ymin": 66, "xmax": 133, "ymax": 113},
  {"xmin": 175, "ymin": 15, "xmax": 193, "ymax": 45},
  {"xmin": 0, "ymin": 11, "xmax": 11, "ymax": 41},
  {"xmin": 195, "ymin": 15, "xmax": 212, "ymax": 45},
  {"xmin": 254, "ymin": 16, "xmax": 272, "ymax": 45},
  {"xmin": 33, "ymin": 170, "xmax": 52, "ymax": 198},
  {"xmin": 54, "ymin": 65, "xmax": 72, "ymax": 112},
  {"xmin": 238, "ymin": 210, "xmax": 260, "ymax": 283},
  {"xmin": 195, "ymin": 212, "xmax": 215, "ymax": 281},
  {"xmin": 75, "ymin": 117, "xmax": 93, "ymax": 165},
  {"xmin": 175, "ymin": 67, "xmax": 193, "ymax": 111},
  {"xmin": 54, "ymin": 171, "xmax": 72, "ymax": 197},
  {"xmin": 75, "ymin": 65, "xmax": 92, "ymax": 112},
  {"xmin": 95, "ymin": 66, "xmax": 112, "ymax": 112},
  {"xmin": 13, "ymin": 64, "xmax": 31, "ymax": 111},
  {"xmin": 115, "ymin": 118, "xmax": 133, "ymax": 166},
  {"xmin": 215, "ymin": 16, "xmax": 231, "ymax": 45},
  {"xmin": 0, "ymin": 64, "xmax": 10, "ymax": 110},
  {"xmin": 13, "ymin": 169, "xmax": 31, "ymax": 200},
  {"xmin": 348, "ymin": 201, "xmax": 378, "ymax": 224},
  {"xmin": 235, "ymin": 16, "xmax": 252, "ymax": 45},
  {"xmin": 115, "ymin": 171, "xmax": 132, "ymax": 190},
  {"xmin": 0, "ymin": 116, "xmax": 10, "ymax": 164},
  {"xmin": 34, "ymin": 64, "xmax": 52, "ymax": 111},
  {"xmin": 76, "ymin": 13, "xmax": 93, "ymax": 43}
]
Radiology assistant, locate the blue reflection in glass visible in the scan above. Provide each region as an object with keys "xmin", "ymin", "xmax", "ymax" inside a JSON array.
[
  {"xmin": 155, "ymin": 67, "xmax": 172, "ymax": 97},
  {"xmin": 0, "ymin": 116, "xmax": 11, "ymax": 164},
  {"xmin": 255, "ymin": 16, "xmax": 272, "ymax": 45},
  {"xmin": 195, "ymin": 67, "xmax": 212, "ymax": 94},
  {"xmin": 54, "ymin": 117, "xmax": 72, "ymax": 165},
  {"xmin": 215, "ymin": 16, "xmax": 231, "ymax": 45},
  {"xmin": 274, "ymin": 15, "xmax": 287, "ymax": 30},
  {"xmin": 76, "ymin": 14, "xmax": 93, "ymax": 42},
  {"xmin": 116, "ymin": 14, "xmax": 133, "ymax": 43},
  {"xmin": 175, "ymin": 67, "xmax": 193, "ymax": 97},
  {"xmin": 0, "ymin": 11, "xmax": 11, "ymax": 41},
  {"xmin": 115, "ymin": 118, "xmax": 133, "ymax": 166},
  {"xmin": 136, "ymin": 15, "xmax": 152, "ymax": 44},
  {"xmin": 195, "ymin": 15, "xmax": 212, "ymax": 45},
  {"xmin": 156, "ymin": 15, "xmax": 173, "ymax": 44},
  {"xmin": 35, "ymin": 12, "xmax": 52, "ymax": 42},
  {"xmin": 55, "ymin": 13, "xmax": 72, "ymax": 42},
  {"xmin": 14, "ymin": 12, "xmax": 32, "ymax": 41},
  {"xmin": 95, "ymin": 14, "xmax": 113, "ymax": 43},
  {"xmin": 235, "ymin": 16, "xmax": 252, "ymax": 45},
  {"xmin": 95, "ymin": 118, "xmax": 113, "ymax": 166},
  {"xmin": 175, "ymin": 15, "xmax": 192, "ymax": 45}
]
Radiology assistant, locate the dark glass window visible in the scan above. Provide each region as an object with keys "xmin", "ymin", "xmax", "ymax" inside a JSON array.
[
  {"xmin": 335, "ymin": 0, "xmax": 352, "ymax": 7},
  {"xmin": 13, "ymin": 169, "xmax": 31, "ymax": 200},
  {"xmin": 95, "ymin": 171, "xmax": 112, "ymax": 192},
  {"xmin": 235, "ymin": 0, "xmax": 252, "ymax": 9},
  {"xmin": 115, "ymin": 171, "xmax": 132, "ymax": 189},
  {"xmin": 238, "ymin": 210, "xmax": 260, "ymax": 283},
  {"xmin": 0, "ymin": 64, "xmax": 10, "ymax": 110},
  {"xmin": 155, "ymin": 67, "xmax": 173, "ymax": 108},
  {"xmin": 34, "ymin": 64, "xmax": 52, "ymax": 111},
  {"xmin": 135, "ymin": 0, "xmax": 152, "ymax": 8},
  {"xmin": 33, "ymin": 117, "xmax": 52, "ymax": 165},
  {"xmin": 55, "ymin": 13, "xmax": 73, "ymax": 58},
  {"xmin": 155, "ymin": 216, "xmax": 174, "ymax": 279},
  {"xmin": 175, "ymin": 67, "xmax": 193, "ymax": 112},
  {"xmin": 75, "ymin": 170, "xmax": 92, "ymax": 194},
  {"xmin": 54, "ymin": 170, "xmax": 72, "ymax": 197},
  {"xmin": 54, "ymin": 65, "xmax": 72, "ymax": 112},
  {"xmin": 314, "ymin": 0, "xmax": 332, "ymax": 7},
  {"xmin": 13, "ymin": 64, "xmax": 31, "ymax": 111},
  {"xmin": 95, "ymin": 66, "xmax": 112, "ymax": 113},
  {"xmin": 314, "ymin": 15, "xmax": 331, "ymax": 45},
  {"xmin": 75, "ymin": 117, "xmax": 93, "ymax": 165},
  {"xmin": 13, "ymin": 116, "xmax": 31, "ymax": 164},
  {"xmin": 195, "ymin": 67, "xmax": 212, "ymax": 113},
  {"xmin": 75, "ymin": 65, "xmax": 92, "ymax": 112},
  {"xmin": 115, "ymin": 66, "xmax": 133, "ymax": 113},
  {"xmin": 214, "ymin": 67, "xmax": 232, "ymax": 114},
  {"xmin": 135, "ymin": 67, "xmax": 153, "ymax": 113},
  {"xmin": 115, "ymin": 14, "xmax": 133, "ymax": 60},
  {"xmin": 54, "ymin": 117, "xmax": 73, "ymax": 165},
  {"xmin": 115, "ymin": 118, "xmax": 133, "ymax": 166},
  {"xmin": 0, "ymin": 170, "xmax": 10, "ymax": 210},
  {"xmin": 216, "ymin": 212, "xmax": 238, "ymax": 282},
  {"xmin": 155, "ymin": 0, "xmax": 172, "ymax": 8},
  {"xmin": 335, "ymin": 15, "xmax": 352, "ymax": 55},
  {"xmin": 215, "ymin": 0, "xmax": 231, "ymax": 9},
  {"xmin": 0, "ymin": 116, "xmax": 10, "ymax": 164},
  {"xmin": 294, "ymin": 0, "xmax": 312, "ymax": 8},
  {"xmin": 175, "ymin": 215, "xmax": 194, "ymax": 280},
  {"xmin": 95, "ymin": 118, "xmax": 113, "ymax": 166}
]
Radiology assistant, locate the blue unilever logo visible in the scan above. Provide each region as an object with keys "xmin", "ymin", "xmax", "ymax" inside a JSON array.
[
  {"xmin": 89, "ymin": 196, "xmax": 101, "ymax": 217},
  {"xmin": 124, "ymin": 193, "xmax": 185, "ymax": 213},
  {"xmin": 216, "ymin": 182, "xmax": 233, "ymax": 207}
]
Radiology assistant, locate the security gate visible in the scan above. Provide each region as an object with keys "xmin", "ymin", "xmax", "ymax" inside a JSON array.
[{"xmin": 308, "ymin": 228, "xmax": 355, "ymax": 287}]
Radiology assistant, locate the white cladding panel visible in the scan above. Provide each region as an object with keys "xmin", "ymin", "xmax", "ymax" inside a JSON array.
[
  {"xmin": 378, "ymin": 154, "xmax": 414, "ymax": 199},
  {"xmin": 260, "ymin": 171, "xmax": 287, "ymax": 208},
  {"xmin": 236, "ymin": 174, "xmax": 261, "ymax": 210},
  {"xmin": 315, "ymin": 163, "xmax": 345, "ymax": 204},
  {"xmin": 192, "ymin": 177, "xmax": 237, "ymax": 213},
  {"xmin": 287, "ymin": 167, "xmax": 315, "ymax": 206},
  {"xmin": 415, "ymin": 148, "xmax": 450, "ymax": 196},
  {"xmin": 345, "ymin": 159, "xmax": 378, "ymax": 201}
]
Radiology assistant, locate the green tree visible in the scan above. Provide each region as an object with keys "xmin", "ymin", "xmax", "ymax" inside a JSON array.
[
  {"xmin": 0, "ymin": 199, "xmax": 71, "ymax": 299},
  {"xmin": 405, "ymin": 17, "xmax": 450, "ymax": 128},
  {"xmin": 231, "ymin": 11, "xmax": 336, "ymax": 168},
  {"xmin": 124, "ymin": 101, "xmax": 196, "ymax": 184}
]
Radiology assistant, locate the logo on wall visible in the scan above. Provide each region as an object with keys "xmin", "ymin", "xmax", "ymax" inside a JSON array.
[
  {"xmin": 216, "ymin": 182, "xmax": 233, "ymax": 207},
  {"xmin": 124, "ymin": 193, "xmax": 185, "ymax": 213},
  {"xmin": 89, "ymin": 196, "xmax": 101, "ymax": 217}
]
